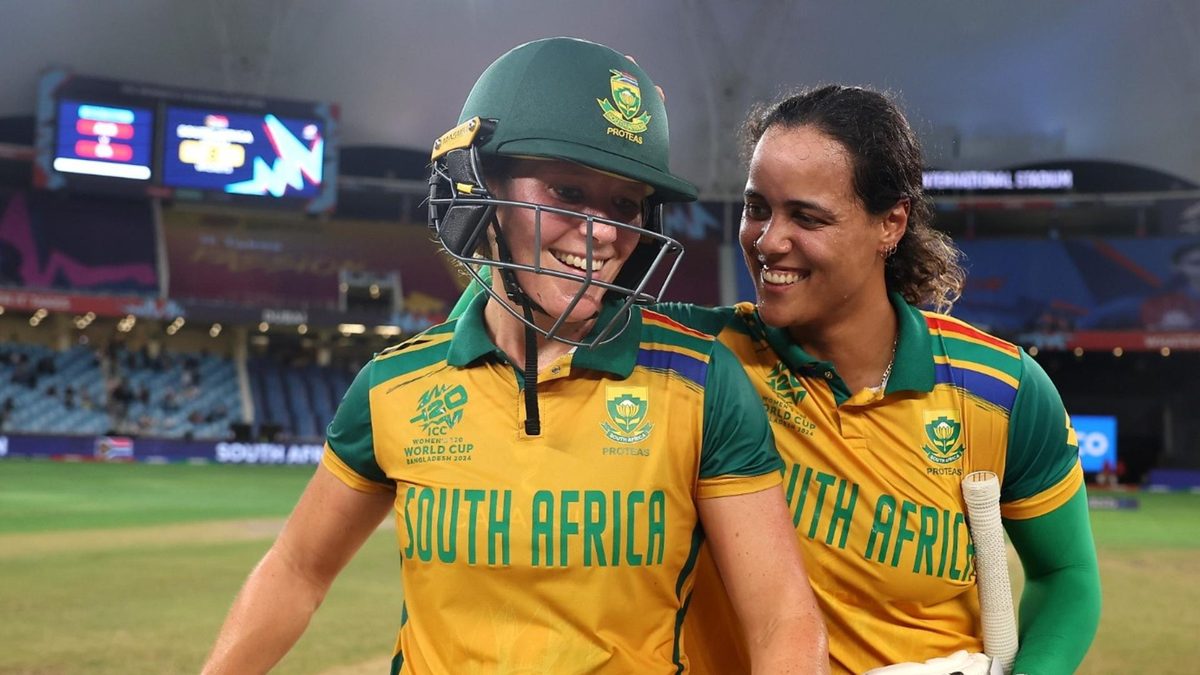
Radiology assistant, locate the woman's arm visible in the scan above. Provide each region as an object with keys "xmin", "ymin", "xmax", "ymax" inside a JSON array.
[
  {"xmin": 201, "ymin": 464, "xmax": 395, "ymax": 674},
  {"xmin": 699, "ymin": 485, "xmax": 831, "ymax": 675},
  {"xmin": 1000, "ymin": 353, "xmax": 1102, "ymax": 673},
  {"xmin": 1005, "ymin": 486, "xmax": 1101, "ymax": 674}
]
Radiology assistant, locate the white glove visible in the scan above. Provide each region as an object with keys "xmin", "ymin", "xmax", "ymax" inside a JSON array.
[{"xmin": 863, "ymin": 650, "xmax": 1000, "ymax": 675}]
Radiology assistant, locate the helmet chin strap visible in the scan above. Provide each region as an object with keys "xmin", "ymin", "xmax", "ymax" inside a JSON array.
[
  {"xmin": 487, "ymin": 210, "xmax": 616, "ymax": 436},
  {"xmin": 490, "ymin": 215, "xmax": 543, "ymax": 436}
]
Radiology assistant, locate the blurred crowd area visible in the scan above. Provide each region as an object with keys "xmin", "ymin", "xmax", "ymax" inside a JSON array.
[{"xmin": 0, "ymin": 313, "xmax": 377, "ymax": 443}]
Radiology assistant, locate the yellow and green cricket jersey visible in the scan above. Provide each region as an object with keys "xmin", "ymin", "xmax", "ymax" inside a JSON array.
[
  {"xmin": 658, "ymin": 294, "xmax": 1084, "ymax": 675},
  {"xmin": 322, "ymin": 292, "xmax": 782, "ymax": 674}
]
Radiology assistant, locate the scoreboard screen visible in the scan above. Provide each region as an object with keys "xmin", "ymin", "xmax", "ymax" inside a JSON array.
[
  {"xmin": 52, "ymin": 100, "xmax": 154, "ymax": 181},
  {"xmin": 35, "ymin": 69, "xmax": 338, "ymax": 213},
  {"xmin": 162, "ymin": 107, "xmax": 325, "ymax": 198}
]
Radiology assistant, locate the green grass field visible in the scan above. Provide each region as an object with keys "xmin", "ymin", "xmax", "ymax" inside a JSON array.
[{"xmin": 1, "ymin": 460, "xmax": 1197, "ymax": 674}]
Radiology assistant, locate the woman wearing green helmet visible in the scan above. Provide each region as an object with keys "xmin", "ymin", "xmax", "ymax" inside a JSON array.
[{"xmin": 203, "ymin": 37, "xmax": 829, "ymax": 675}]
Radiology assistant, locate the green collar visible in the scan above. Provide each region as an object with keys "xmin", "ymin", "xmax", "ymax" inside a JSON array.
[
  {"xmin": 446, "ymin": 290, "xmax": 641, "ymax": 378},
  {"xmin": 751, "ymin": 292, "xmax": 934, "ymax": 398},
  {"xmin": 886, "ymin": 292, "xmax": 935, "ymax": 394}
]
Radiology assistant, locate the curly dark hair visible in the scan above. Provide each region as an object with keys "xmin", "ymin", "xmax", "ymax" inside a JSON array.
[{"xmin": 741, "ymin": 85, "xmax": 965, "ymax": 312}]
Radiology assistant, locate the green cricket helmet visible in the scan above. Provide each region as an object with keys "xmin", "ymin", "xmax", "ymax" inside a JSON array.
[{"xmin": 428, "ymin": 36, "xmax": 698, "ymax": 347}]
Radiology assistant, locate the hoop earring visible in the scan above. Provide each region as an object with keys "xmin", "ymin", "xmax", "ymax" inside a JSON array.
[{"xmin": 880, "ymin": 243, "xmax": 897, "ymax": 260}]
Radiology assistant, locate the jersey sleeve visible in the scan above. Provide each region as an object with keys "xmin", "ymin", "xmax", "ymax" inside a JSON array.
[
  {"xmin": 322, "ymin": 360, "xmax": 394, "ymax": 494},
  {"xmin": 1005, "ymin": 487, "xmax": 1101, "ymax": 674},
  {"xmin": 696, "ymin": 340, "xmax": 783, "ymax": 499},
  {"xmin": 999, "ymin": 351, "xmax": 1082, "ymax": 518}
]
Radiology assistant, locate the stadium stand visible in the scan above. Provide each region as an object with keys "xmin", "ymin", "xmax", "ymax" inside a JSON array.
[
  {"xmin": 247, "ymin": 356, "xmax": 353, "ymax": 442},
  {"xmin": 0, "ymin": 344, "xmax": 329, "ymax": 444},
  {"xmin": 0, "ymin": 343, "xmax": 107, "ymax": 436},
  {"xmin": 0, "ymin": 90, "xmax": 1197, "ymax": 479},
  {"xmin": 0, "ymin": 339, "xmax": 241, "ymax": 440}
]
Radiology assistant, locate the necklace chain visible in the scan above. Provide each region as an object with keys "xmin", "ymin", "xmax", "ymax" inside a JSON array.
[{"xmin": 878, "ymin": 338, "xmax": 898, "ymax": 391}]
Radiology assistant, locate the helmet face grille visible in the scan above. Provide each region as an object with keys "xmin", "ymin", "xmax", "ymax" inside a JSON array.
[
  {"xmin": 427, "ymin": 37, "xmax": 696, "ymax": 345},
  {"xmin": 428, "ymin": 146, "xmax": 684, "ymax": 347}
]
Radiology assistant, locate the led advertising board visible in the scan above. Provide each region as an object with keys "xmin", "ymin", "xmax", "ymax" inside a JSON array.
[
  {"xmin": 1072, "ymin": 414, "xmax": 1118, "ymax": 473},
  {"xmin": 34, "ymin": 69, "xmax": 337, "ymax": 213},
  {"xmin": 162, "ymin": 107, "xmax": 325, "ymax": 199}
]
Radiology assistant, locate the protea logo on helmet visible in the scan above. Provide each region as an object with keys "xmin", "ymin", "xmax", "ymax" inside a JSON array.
[
  {"xmin": 921, "ymin": 411, "xmax": 965, "ymax": 464},
  {"xmin": 597, "ymin": 69, "xmax": 651, "ymax": 143},
  {"xmin": 602, "ymin": 386, "xmax": 654, "ymax": 443}
]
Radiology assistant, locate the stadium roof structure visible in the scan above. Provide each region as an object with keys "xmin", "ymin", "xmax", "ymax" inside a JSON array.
[{"xmin": 0, "ymin": 0, "xmax": 1197, "ymax": 197}]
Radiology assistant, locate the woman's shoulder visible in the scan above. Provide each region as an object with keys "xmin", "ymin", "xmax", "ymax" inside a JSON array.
[
  {"xmin": 369, "ymin": 320, "xmax": 460, "ymax": 378},
  {"xmin": 919, "ymin": 308, "xmax": 1031, "ymax": 391},
  {"xmin": 645, "ymin": 302, "xmax": 743, "ymax": 336}
]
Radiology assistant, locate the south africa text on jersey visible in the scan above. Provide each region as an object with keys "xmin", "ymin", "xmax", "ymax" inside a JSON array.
[
  {"xmin": 399, "ymin": 486, "xmax": 668, "ymax": 567},
  {"xmin": 403, "ymin": 436, "xmax": 475, "ymax": 464},
  {"xmin": 783, "ymin": 461, "xmax": 977, "ymax": 582}
]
